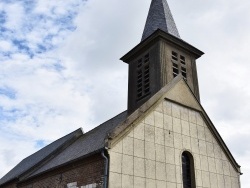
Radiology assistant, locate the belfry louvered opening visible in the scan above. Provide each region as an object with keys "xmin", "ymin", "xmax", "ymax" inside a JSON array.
[
  {"xmin": 172, "ymin": 51, "xmax": 187, "ymax": 80},
  {"xmin": 136, "ymin": 53, "xmax": 150, "ymax": 100}
]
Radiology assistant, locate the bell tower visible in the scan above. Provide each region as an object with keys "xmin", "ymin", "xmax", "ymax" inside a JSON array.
[{"xmin": 121, "ymin": 0, "xmax": 204, "ymax": 114}]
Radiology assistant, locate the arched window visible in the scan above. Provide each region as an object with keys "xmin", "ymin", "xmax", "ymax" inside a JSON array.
[{"xmin": 182, "ymin": 151, "xmax": 196, "ymax": 188}]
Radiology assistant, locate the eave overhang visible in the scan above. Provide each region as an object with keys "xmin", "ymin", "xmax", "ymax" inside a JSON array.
[{"xmin": 121, "ymin": 29, "xmax": 204, "ymax": 63}]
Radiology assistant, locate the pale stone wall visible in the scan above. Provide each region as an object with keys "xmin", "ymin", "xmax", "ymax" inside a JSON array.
[{"xmin": 108, "ymin": 100, "xmax": 240, "ymax": 188}]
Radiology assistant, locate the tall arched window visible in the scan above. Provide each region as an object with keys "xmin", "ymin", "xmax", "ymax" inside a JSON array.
[{"xmin": 182, "ymin": 151, "xmax": 196, "ymax": 188}]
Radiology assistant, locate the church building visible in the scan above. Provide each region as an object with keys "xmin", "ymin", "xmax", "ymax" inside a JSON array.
[{"xmin": 0, "ymin": 0, "xmax": 242, "ymax": 187}]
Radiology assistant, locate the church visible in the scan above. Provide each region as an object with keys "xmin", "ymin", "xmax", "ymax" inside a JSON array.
[{"xmin": 0, "ymin": 0, "xmax": 242, "ymax": 187}]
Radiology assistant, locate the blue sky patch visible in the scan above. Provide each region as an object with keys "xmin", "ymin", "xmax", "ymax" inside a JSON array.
[
  {"xmin": 35, "ymin": 140, "xmax": 46, "ymax": 148},
  {"xmin": 0, "ymin": 11, "xmax": 7, "ymax": 24},
  {"xmin": 0, "ymin": 86, "xmax": 16, "ymax": 99},
  {"xmin": 0, "ymin": 107, "xmax": 18, "ymax": 122}
]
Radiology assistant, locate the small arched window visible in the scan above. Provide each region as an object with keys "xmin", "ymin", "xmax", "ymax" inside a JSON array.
[{"xmin": 182, "ymin": 151, "xmax": 196, "ymax": 188}]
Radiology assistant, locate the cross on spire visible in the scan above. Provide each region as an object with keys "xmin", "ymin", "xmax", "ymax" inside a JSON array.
[{"xmin": 141, "ymin": 0, "xmax": 180, "ymax": 41}]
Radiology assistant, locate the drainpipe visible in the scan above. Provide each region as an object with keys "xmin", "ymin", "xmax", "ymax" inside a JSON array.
[{"xmin": 101, "ymin": 148, "xmax": 109, "ymax": 188}]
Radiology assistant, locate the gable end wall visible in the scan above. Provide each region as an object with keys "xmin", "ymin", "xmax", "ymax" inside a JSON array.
[{"xmin": 108, "ymin": 100, "xmax": 240, "ymax": 188}]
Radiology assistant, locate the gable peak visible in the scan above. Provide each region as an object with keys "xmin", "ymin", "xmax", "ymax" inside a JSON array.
[{"xmin": 141, "ymin": 0, "xmax": 180, "ymax": 41}]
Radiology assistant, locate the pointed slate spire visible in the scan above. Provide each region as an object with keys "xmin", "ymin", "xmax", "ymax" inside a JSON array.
[{"xmin": 141, "ymin": 0, "xmax": 180, "ymax": 41}]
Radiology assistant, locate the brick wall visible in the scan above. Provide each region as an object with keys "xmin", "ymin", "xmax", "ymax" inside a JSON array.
[
  {"xmin": 1, "ymin": 182, "xmax": 17, "ymax": 188},
  {"xmin": 16, "ymin": 154, "xmax": 105, "ymax": 188}
]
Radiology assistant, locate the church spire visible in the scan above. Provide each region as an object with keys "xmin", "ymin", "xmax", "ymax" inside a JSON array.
[{"xmin": 141, "ymin": 0, "xmax": 180, "ymax": 41}]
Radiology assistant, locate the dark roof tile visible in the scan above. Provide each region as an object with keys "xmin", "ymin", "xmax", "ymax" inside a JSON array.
[
  {"xmin": 12, "ymin": 111, "xmax": 127, "ymax": 181},
  {"xmin": 142, "ymin": 0, "xmax": 180, "ymax": 41},
  {"xmin": 0, "ymin": 128, "xmax": 83, "ymax": 185}
]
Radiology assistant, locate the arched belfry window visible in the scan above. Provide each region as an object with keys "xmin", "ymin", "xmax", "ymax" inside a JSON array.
[{"xmin": 182, "ymin": 151, "xmax": 196, "ymax": 188}]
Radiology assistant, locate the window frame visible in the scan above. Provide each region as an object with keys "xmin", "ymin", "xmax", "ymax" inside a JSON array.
[{"xmin": 182, "ymin": 151, "xmax": 196, "ymax": 188}]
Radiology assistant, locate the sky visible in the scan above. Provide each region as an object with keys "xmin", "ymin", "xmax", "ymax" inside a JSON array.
[{"xmin": 0, "ymin": 0, "xmax": 249, "ymax": 186}]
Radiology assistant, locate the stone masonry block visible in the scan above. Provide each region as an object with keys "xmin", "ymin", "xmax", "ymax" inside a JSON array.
[
  {"xmin": 109, "ymin": 152, "xmax": 122, "ymax": 173},
  {"xmin": 163, "ymin": 100, "xmax": 172, "ymax": 116},
  {"xmin": 134, "ymin": 122, "xmax": 144, "ymax": 140},
  {"xmin": 145, "ymin": 112, "xmax": 154, "ymax": 126},
  {"xmin": 134, "ymin": 157, "xmax": 145, "ymax": 177},
  {"xmin": 145, "ymin": 141, "xmax": 155, "ymax": 160},
  {"xmin": 189, "ymin": 123, "xmax": 198, "ymax": 138},
  {"xmin": 134, "ymin": 138, "xmax": 144, "ymax": 158},
  {"xmin": 172, "ymin": 104, "xmax": 181, "ymax": 118},
  {"xmin": 145, "ymin": 124, "xmax": 155, "ymax": 143},
  {"xmin": 174, "ymin": 133, "xmax": 182, "ymax": 149},
  {"xmin": 200, "ymin": 155, "xmax": 208, "ymax": 171},
  {"xmin": 174, "ymin": 149, "xmax": 181, "ymax": 166},
  {"xmin": 155, "ymin": 127, "xmax": 164, "ymax": 145},
  {"xmin": 201, "ymin": 171, "xmax": 210, "ymax": 188},
  {"xmin": 165, "ymin": 146, "xmax": 175, "ymax": 164},
  {"xmin": 156, "ymin": 180, "xmax": 166, "ymax": 188},
  {"xmin": 217, "ymin": 174, "xmax": 225, "ymax": 188},
  {"xmin": 222, "ymin": 161, "xmax": 230, "ymax": 176},
  {"xmin": 188, "ymin": 110, "xmax": 196, "ymax": 124},
  {"xmin": 109, "ymin": 172, "xmax": 121, "ymax": 188},
  {"xmin": 155, "ymin": 102, "xmax": 163, "ymax": 113},
  {"xmin": 198, "ymin": 140, "xmax": 207, "ymax": 156},
  {"xmin": 207, "ymin": 157, "xmax": 216, "ymax": 173},
  {"xmin": 224, "ymin": 175, "xmax": 232, "ymax": 188},
  {"xmin": 205, "ymin": 127, "xmax": 213, "ymax": 143},
  {"xmin": 214, "ymin": 144, "xmax": 222, "ymax": 159},
  {"xmin": 181, "ymin": 120, "xmax": 190, "ymax": 136},
  {"xmin": 146, "ymin": 179, "xmax": 156, "ymax": 188},
  {"xmin": 122, "ymin": 154, "xmax": 133, "ymax": 175},
  {"xmin": 145, "ymin": 159, "xmax": 156, "ymax": 179},
  {"xmin": 167, "ymin": 182, "xmax": 177, "ymax": 188},
  {"xmin": 173, "ymin": 118, "xmax": 182, "ymax": 134},
  {"xmin": 122, "ymin": 174, "xmax": 133, "ymax": 188},
  {"xmin": 154, "ymin": 111, "xmax": 164, "ymax": 129},
  {"xmin": 209, "ymin": 173, "xmax": 218, "ymax": 188},
  {"xmin": 165, "ymin": 130, "xmax": 174, "ymax": 147},
  {"xmin": 182, "ymin": 135, "xmax": 191, "ymax": 150},
  {"xmin": 112, "ymin": 141, "xmax": 123, "ymax": 154},
  {"xmin": 206, "ymin": 142, "xmax": 214, "ymax": 158},
  {"xmin": 180, "ymin": 106, "xmax": 189, "ymax": 121},
  {"xmin": 215, "ymin": 159, "xmax": 224, "ymax": 175},
  {"xmin": 123, "ymin": 136, "xmax": 133, "ymax": 156},
  {"xmin": 175, "ymin": 165, "xmax": 182, "ymax": 184},
  {"xmin": 194, "ymin": 154, "xmax": 201, "ymax": 170},
  {"xmin": 196, "ymin": 113, "xmax": 203, "ymax": 126},
  {"xmin": 197, "ymin": 125, "xmax": 205, "ymax": 140},
  {"xmin": 134, "ymin": 177, "xmax": 145, "ymax": 187},
  {"xmin": 156, "ymin": 161, "xmax": 166, "ymax": 180},
  {"xmin": 164, "ymin": 114, "xmax": 173, "ymax": 131},
  {"xmin": 155, "ymin": 144, "xmax": 165, "ymax": 162},
  {"xmin": 195, "ymin": 170, "xmax": 202, "ymax": 187},
  {"xmin": 190, "ymin": 138, "xmax": 199, "ymax": 154},
  {"xmin": 166, "ymin": 163, "xmax": 176, "ymax": 182}
]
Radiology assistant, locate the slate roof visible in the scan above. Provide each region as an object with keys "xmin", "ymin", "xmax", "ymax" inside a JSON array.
[
  {"xmin": 0, "ymin": 128, "xmax": 82, "ymax": 186},
  {"xmin": 141, "ymin": 0, "xmax": 180, "ymax": 41},
  {"xmin": 0, "ymin": 111, "xmax": 127, "ymax": 185}
]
